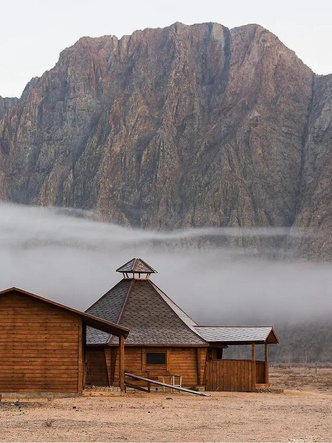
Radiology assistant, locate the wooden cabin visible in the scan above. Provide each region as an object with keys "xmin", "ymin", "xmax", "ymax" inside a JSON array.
[
  {"xmin": 0, "ymin": 287, "xmax": 129, "ymax": 393},
  {"xmin": 86, "ymin": 259, "xmax": 279, "ymax": 392}
]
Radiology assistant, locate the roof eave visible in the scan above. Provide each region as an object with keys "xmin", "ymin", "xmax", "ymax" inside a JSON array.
[{"xmin": 1, "ymin": 286, "xmax": 129, "ymax": 338}]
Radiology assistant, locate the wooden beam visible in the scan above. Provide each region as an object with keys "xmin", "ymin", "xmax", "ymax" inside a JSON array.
[
  {"xmin": 265, "ymin": 343, "xmax": 269, "ymax": 384},
  {"xmin": 119, "ymin": 335, "xmax": 125, "ymax": 392},
  {"xmin": 196, "ymin": 348, "xmax": 201, "ymax": 386},
  {"xmin": 82, "ymin": 321, "xmax": 87, "ymax": 389},
  {"xmin": 251, "ymin": 344, "xmax": 256, "ymax": 391},
  {"xmin": 77, "ymin": 318, "xmax": 83, "ymax": 393},
  {"xmin": 105, "ymin": 347, "xmax": 112, "ymax": 386},
  {"xmin": 125, "ymin": 372, "xmax": 210, "ymax": 396}
]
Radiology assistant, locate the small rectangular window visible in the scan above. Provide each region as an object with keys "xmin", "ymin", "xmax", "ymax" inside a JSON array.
[{"xmin": 146, "ymin": 352, "xmax": 166, "ymax": 365}]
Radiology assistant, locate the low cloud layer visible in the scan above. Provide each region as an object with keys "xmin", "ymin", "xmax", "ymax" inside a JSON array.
[{"xmin": 0, "ymin": 203, "xmax": 331, "ymax": 325}]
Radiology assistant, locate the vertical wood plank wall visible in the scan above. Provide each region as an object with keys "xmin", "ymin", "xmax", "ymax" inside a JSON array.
[
  {"xmin": 205, "ymin": 360, "xmax": 267, "ymax": 391},
  {"xmin": 256, "ymin": 361, "xmax": 266, "ymax": 384},
  {"xmin": 0, "ymin": 292, "xmax": 81, "ymax": 393},
  {"xmin": 86, "ymin": 348, "xmax": 109, "ymax": 386}
]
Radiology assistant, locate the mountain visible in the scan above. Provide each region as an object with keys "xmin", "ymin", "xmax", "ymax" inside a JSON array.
[
  {"xmin": 0, "ymin": 22, "xmax": 331, "ymax": 258},
  {"xmin": 0, "ymin": 96, "xmax": 19, "ymax": 121}
]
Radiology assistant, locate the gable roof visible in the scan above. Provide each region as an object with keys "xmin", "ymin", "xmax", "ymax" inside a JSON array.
[
  {"xmin": 86, "ymin": 279, "xmax": 206, "ymax": 346},
  {"xmin": 0, "ymin": 287, "xmax": 129, "ymax": 338},
  {"xmin": 194, "ymin": 326, "xmax": 279, "ymax": 344},
  {"xmin": 116, "ymin": 258, "xmax": 157, "ymax": 274}
]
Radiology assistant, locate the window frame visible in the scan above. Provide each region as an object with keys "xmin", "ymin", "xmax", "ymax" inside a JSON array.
[
  {"xmin": 146, "ymin": 352, "xmax": 167, "ymax": 365},
  {"xmin": 142, "ymin": 348, "xmax": 168, "ymax": 370}
]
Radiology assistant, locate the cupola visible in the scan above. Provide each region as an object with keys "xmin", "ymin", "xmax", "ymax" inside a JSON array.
[{"xmin": 116, "ymin": 258, "xmax": 157, "ymax": 280}]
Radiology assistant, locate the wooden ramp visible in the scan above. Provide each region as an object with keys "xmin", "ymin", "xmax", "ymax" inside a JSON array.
[{"xmin": 125, "ymin": 372, "xmax": 210, "ymax": 397}]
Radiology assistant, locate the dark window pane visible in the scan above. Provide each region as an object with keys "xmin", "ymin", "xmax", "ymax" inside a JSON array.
[
  {"xmin": 216, "ymin": 348, "xmax": 223, "ymax": 359},
  {"xmin": 146, "ymin": 352, "xmax": 166, "ymax": 365}
]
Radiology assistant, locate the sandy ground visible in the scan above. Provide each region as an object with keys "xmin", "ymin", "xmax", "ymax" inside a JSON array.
[{"xmin": 0, "ymin": 367, "xmax": 331, "ymax": 442}]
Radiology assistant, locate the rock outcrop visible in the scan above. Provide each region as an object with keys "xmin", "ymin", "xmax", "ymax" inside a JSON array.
[
  {"xmin": 0, "ymin": 22, "xmax": 331, "ymax": 258},
  {"xmin": 0, "ymin": 96, "xmax": 19, "ymax": 121}
]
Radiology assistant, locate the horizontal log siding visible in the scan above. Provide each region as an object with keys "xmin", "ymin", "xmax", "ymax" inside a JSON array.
[
  {"xmin": 168, "ymin": 348, "xmax": 198, "ymax": 387},
  {"xmin": 104, "ymin": 346, "xmax": 199, "ymax": 388},
  {"xmin": 0, "ymin": 292, "xmax": 80, "ymax": 393}
]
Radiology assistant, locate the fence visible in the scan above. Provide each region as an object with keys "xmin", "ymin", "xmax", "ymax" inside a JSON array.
[{"xmin": 205, "ymin": 359, "xmax": 267, "ymax": 391}]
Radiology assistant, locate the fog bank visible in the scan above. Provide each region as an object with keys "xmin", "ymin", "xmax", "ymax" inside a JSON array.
[{"xmin": 1, "ymin": 203, "xmax": 331, "ymax": 325}]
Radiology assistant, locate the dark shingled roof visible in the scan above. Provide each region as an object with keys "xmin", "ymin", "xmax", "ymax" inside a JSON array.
[
  {"xmin": 194, "ymin": 326, "xmax": 279, "ymax": 344},
  {"xmin": 116, "ymin": 258, "xmax": 157, "ymax": 274},
  {"xmin": 85, "ymin": 259, "xmax": 279, "ymax": 347},
  {"xmin": 86, "ymin": 279, "xmax": 132, "ymax": 345},
  {"xmin": 86, "ymin": 279, "xmax": 205, "ymax": 346},
  {"xmin": 87, "ymin": 280, "xmax": 131, "ymax": 323}
]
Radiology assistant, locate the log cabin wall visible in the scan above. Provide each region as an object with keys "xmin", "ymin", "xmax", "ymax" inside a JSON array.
[
  {"xmin": 86, "ymin": 346, "xmax": 205, "ymax": 388},
  {"xmin": 0, "ymin": 291, "xmax": 82, "ymax": 393}
]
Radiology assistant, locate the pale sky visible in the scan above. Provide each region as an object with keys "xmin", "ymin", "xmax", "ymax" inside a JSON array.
[{"xmin": 1, "ymin": 0, "xmax": 332, "ymax": 97}]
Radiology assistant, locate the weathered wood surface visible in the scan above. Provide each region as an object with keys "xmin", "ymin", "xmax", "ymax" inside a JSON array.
[
  {"xmin": 205, "ymin": 359, "xmax": 267, "ymax": 391},
  {"xmin": 119, "ymin": 335, "xmax": 125, "ymax": 391},
  {"xmin": 0, "ymin": 291, "xmax": 81, "ymax": 393},
  {"xmin": 125, "ymin": 372, "xmax": 210, "ymax": 396},
  {"xmin": 86, "ymin": 348, "xmax": 109, "ymax": 387},
  {"xmin": 88, "ymin": 346, "xmax": 201, "ymax": 388},
  {"xmin": 196, "ymin": 348, "xmax": 207, "ymax": 386},
  {"xmin": 256, "ymin": 361, "xmax": 266, "ymax": 384}
]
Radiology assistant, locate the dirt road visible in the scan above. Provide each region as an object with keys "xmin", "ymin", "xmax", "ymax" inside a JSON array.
[{"xmin": 0, "ymin": 367, "xmax": 331, "ymax": 442}]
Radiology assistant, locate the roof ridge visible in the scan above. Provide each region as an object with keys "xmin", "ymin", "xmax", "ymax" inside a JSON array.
[
  {"xmin": 148, "ymin": 280, "xmax": 207, "ymax": 344},
  {"xmin": 85, "ymin": 279, "xmax": 125, "ymax": 313},
  {"xmin": 116, "ymin": 258, "xmax": 157, "ymax": 273},
  {"xmin": 137, "ymin": 258, "xmax": 157, "ymax": 273},
  {"xmin": 149, "ymin": 281, "xmax": 198, "ymax": 325},
  {"xmin": 107, "ymin": 278, "xmax": 135, "ymax": 345}
]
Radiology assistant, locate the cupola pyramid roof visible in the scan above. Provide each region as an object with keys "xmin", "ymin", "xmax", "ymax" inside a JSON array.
[
  {"xmin": 116, "ymin": 258, "xmax": 157, "ymax": 274},
  {"xmin": 86, "ymin": 259, "xmax": 279, "ymax": 346}
]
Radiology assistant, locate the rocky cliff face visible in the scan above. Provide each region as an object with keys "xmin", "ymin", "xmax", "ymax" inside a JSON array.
[
  {"xmin": 0, "ymin": 96, "xmax": 19, "ymax": 121},
  {"xmin": 0, "ymin": 22, "xmax": 331, "ymax": 258}
]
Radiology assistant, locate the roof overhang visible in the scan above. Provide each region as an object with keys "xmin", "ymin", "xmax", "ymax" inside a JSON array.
[
  {"xmin": 0, "ymin": 287, "xmax": 129, "ymax": 338},
  {"xmin": 194, "ymin": 326, "xmax": 279, "ymax": 345}
]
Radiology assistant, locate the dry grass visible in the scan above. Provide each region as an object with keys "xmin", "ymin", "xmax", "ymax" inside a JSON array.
[{"xmin": 0, "ymin": 367, "xmax": 331, "ymax": 442}]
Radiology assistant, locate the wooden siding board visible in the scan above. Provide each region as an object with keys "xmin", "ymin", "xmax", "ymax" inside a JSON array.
[
  {"xmin": 0, "ymin": 291, "xmax": 80, "ymax": 393},
  {"xmin": 205, "ymin": 360, "xmax": 258, "ymax": 392},
  {"xmin": 78, "ymin": 317, "xmax": 83, "ymax": 393},
  {"xmin": 88, "ymin": 346, "xmax": 200, "ymax": 388},
  {"xmin": 86, "ymin": 348, "xmax": 109, "ymax": 386}
]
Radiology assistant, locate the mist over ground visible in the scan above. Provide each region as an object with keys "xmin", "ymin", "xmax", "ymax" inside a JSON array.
[{"xmin": 1, "ymin": 203, "xmax": 331, "ymax": 328}]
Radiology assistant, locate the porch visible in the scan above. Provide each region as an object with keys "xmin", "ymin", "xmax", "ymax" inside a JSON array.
[{"xmin": 205, "ymin": 344, "xmax": 270, "ymax": 392}]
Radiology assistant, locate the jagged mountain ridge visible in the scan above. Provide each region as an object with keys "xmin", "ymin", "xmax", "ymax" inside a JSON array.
[{"xmin": 0, "ymin": 22, "xmax": 331, "ymax": 258}]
